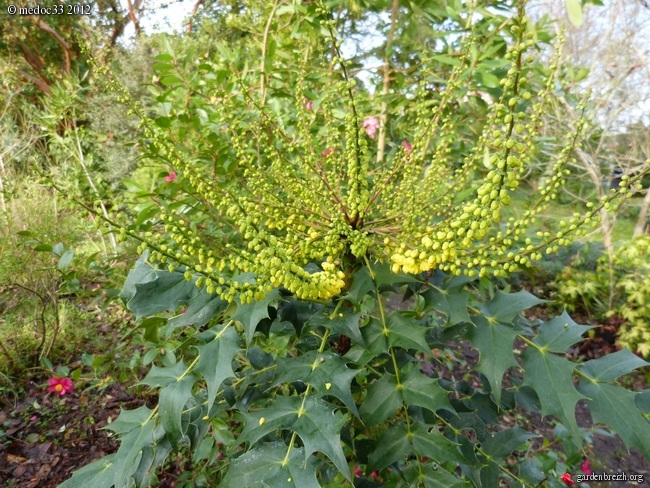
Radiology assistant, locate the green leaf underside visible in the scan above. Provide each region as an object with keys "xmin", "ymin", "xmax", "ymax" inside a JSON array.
[
  {"xmin": 125, "ymin": 264, "xmax": 202, "ymax": 320},
  {"xmin": 307, "ymin": 308, "xmax": 364, "ymax": 345},
  {"xmin": 105, "ymin": 405, "xmax": 154, "ymax": 435},
  {"xmin": 239, "ymin": 396, "xmax": 350, "ymax": 480},
  {"xmin": 522, "ymin": 348, "xmax": 585, "ymax": 440},
  {"xmin": 480, "ymin": 427, "xmax": 538, "ymax": 459},
  {"xmin": 139, "ymin": 361, "xmax": 187, "ymax": 388},
  {"xmin": 533, "ymin": 311, "xmax": 593, "ymax": 353},
  {"xmin": 578, "ymin": 348, "xmax": 649, "ymax": 382},
  {"xmin": 133, "ymin": 437, "xmax": 172, "ymax": 488},
  {"xmin": 481, "ymin": 290, "xmax": 546, "ymax": 324},
  {"xmin": 232, "ymin": 288, "xmax": 282, "ymax": 346},
  {"xmin": 221, "ymin": 442, "xmax": 320, "ymax": 488},
  {"xmin": 159, "ymin": 375, "xmax": 196, "ymax": 449},
  {"xmin": 194, "ymin": 324, "xmax": 241, "ymax": 410},
  {"xmin": 423, "ymin": 288, "xmax": 472, "ymax": 326},
  {"xmin": 577, "ymin": 381, "xmax": 650, "ymax": 459},
  {"xmin": 468, "ymin": 315, "xmax": 519, "ymax": 405},
  {"xmin": 67, "ymin": 406, "xmax": 155, "ymax": 488},
  {"xmin": 273, "ymin": 350, "xmax": 360, "ymax": 417},
  {"xmin": 169, "ymin": 290, "xmax": 228, "ymax": 328},
  {"xmin": 58, "ymin": 454, "xmax": 118, "ymax": 488}
]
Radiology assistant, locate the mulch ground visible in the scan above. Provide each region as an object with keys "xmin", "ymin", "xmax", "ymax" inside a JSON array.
[{"xmin": 1, "ymin": 382, "xmax": 145, "ymax": 487}]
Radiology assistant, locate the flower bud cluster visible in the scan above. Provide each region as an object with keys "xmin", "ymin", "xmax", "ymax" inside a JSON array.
[{"xmin": 119, "ymin": 3, "xmax": 644, "ymax": 304}]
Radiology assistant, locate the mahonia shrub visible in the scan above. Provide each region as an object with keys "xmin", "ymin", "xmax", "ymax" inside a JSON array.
[{"xmin": 62, "ymin": 2, "xmax": 650, "ymax": 487}]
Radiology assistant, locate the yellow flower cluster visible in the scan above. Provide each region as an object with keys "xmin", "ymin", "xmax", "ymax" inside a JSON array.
[{"xmin": 127, "ymin": 5, "xmax": 643, "ymax": 304}]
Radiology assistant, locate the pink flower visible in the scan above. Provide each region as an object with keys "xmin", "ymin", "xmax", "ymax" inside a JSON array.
[
  {"xmin": 402, "ymin": 140, "xmax": 412, "ymax": 153},
  {"xmin": 305, "ymin": 100, "xmax": 313, "ymax": 111},
  {"xmin": 47, "ymin": 377, "xmax": 74, "ymax": 396},
  {"xmin": 561, "ymin": 473, "xmax": 575, "ymax": 485},
  {"xmin": 580, "ymin": 459, "xmax": 591, "ymax": 475},
  {"xmin": 321, "ymin": 147, "xmax": 334, "ymax": 157},
  {"xmin": 362, "ymin": 117, "xmax": 379, "ymax": 139},
  {"xmin": 353, "ymin": 466, "xmax": 363, "ymax": 477},
  {"xmin": 370, "ymin": 472, "xmax": 378, "ymax": 479},
  {"xmin": 164, "ymin": 171, "xmax": 176, "ymax": 183}
]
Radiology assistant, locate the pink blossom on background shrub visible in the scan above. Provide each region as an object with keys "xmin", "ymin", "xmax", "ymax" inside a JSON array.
[
  {"xmin": 580, "ymin": 459, "xmax": 591, "ymax": 475},
  {"xmin": 402, "ymin": 140, "xmax": 412, "ymax": 153},
  {"xmin": 561, "ymin": 473, "xmax": 575, "ymax": 485},
  {"xmin": 165, "ymin": 171, "xmax": 177, "ymax": 183},
  {"xmin": 321, "ymin": 147, "xmax": 334, "ymax": 157},
  {"xmin": 362, "ymin": 117, "xmax": 379, "ymax": 139},
  {"xmin": 305, "ymin": 100, "xmax": 313, "ymax": 111},
  {"xmin": 47, "ymin": 377, "xmax": 74, "ymax": 396}
]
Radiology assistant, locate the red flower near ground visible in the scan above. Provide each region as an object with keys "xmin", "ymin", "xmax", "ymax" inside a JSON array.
[
  {"xmin": 362, "ymin": 117, "xmax": 379, "ymax": 139},
  {"xmin": 580, "ymin": 459, "xmax": 591, "ymax": 475},
  {"xmin": 165, "ymin": 171, "xmax": 177, "ymax": 183},
  {"xmin": 47, "ymin": 377, "xmax": 74, "ymax": 396},
  {"xmin": 561, "ymin": 473, "xmax": 575, "ymax": 485}
]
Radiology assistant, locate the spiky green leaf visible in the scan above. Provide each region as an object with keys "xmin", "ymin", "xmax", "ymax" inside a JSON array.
[
  {"xmin": 411, "ymin": 421, "xmax": 465, "ymax": 464},
  {"xmin": 58, "ymin": 454, "xmax": 118, "ymax": 488},
  {"xmin": 387, "ymin": 312, "xmax": 430, "ymax": 353},
  {"xmin": 273, "ymin": 351, "xmax": 360, "ymax": 416},
  {"xmin": 522, "ymin": 348, "xmax": 585, "ymax": 440},
  {"xmin": 194, "ymin": 324, "xmax": 240, "ymax": 410},
  {"xmin": 169, "ymin": 290, "xmax": 228, "ymax": 328},
  {"xmin": 401, "ymin": 464, "xmax": 469, "ymax": 488},
  {"xmin": 577, "ymin": 381, "xmax": 650, "ymax": 458},
  {"xmin": 481, "ymin": 290, "xmax": 546, "ymax": 324},
  {"xmin": 578, "ymin": 348, "xmax": 649, "ymax": 382},
  {"xmin": 139, "ymin": 361, "xmax": 187, "ymax": 388},
  {"xmin": 239, "ymin": 396, "xmax": 350, "ymax": 480},
  {"xmin": 423, "ymin": 288, "xmax": 472, "ymax": 326},
  {"xmin": 345, "ymin": 266, "xmax": 374, "ymax": 303},
  {"xmin": 221, "ymin": 442, "xmax": 320, "ymax": 488},
  {"xmin": 533, "ymin": 312, "xmax": 593, "ymax": 353},
  {"xmin": 400, "ymin": 364, "xmax": 453, "ymax": 415},
  {"xmin": 159, "ymin": 376, "xmax": 196, "ymax": 449},
  {"xmin": 359, "ymin": 374, "xmax": 401, "ymax": 426},
  {"xmin": 480, "ymin": 427, "xmax": 538, "ymax": 459},
  {"xmin": 307, "ymin": 308, "xmax": 364, "ymax": 345},
  {"xmin": 122, "ymin": 261, "xmax": 200, "ymax": 319},
  {"xmin": 232, "ymin": 288, "xmax": 282, "ymax": 346},
  {"xmin": 468, "ymin": 315, "xmax": 519, "ymax": 405},
  {"xmin": 368, "ymin": 424, "xmax": 410, "ymax": 471}
]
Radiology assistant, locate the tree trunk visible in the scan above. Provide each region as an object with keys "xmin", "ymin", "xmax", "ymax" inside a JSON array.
[{"xmin": 633, "ymin": 185, "xmax": 650, "ymax": 237}]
